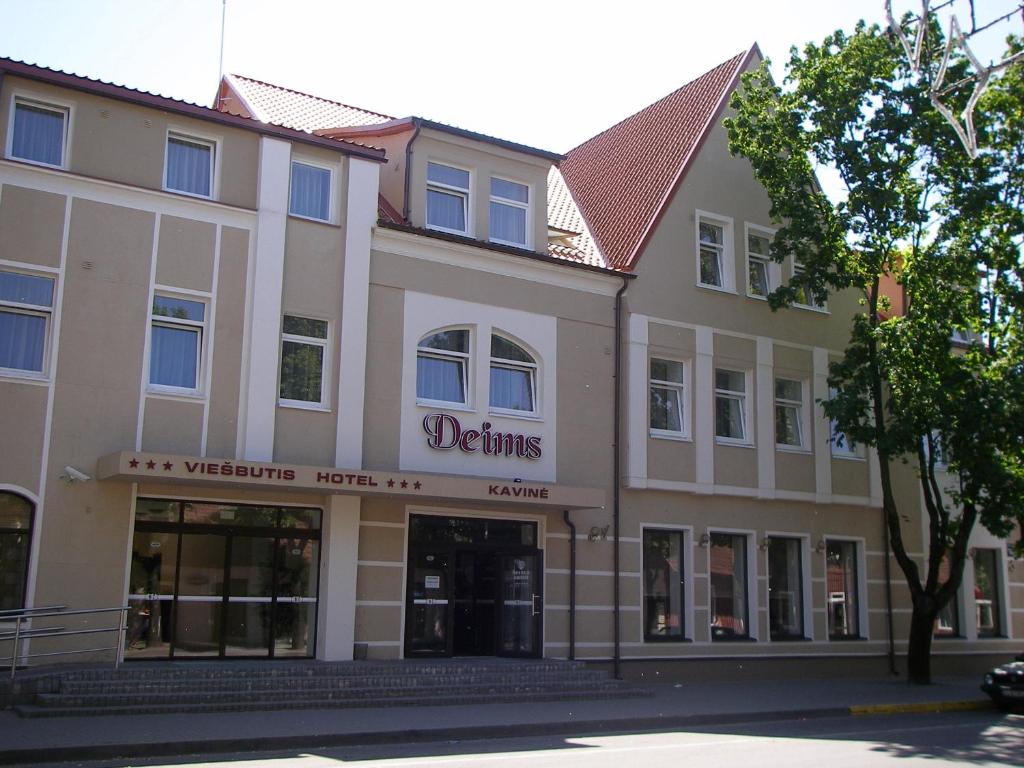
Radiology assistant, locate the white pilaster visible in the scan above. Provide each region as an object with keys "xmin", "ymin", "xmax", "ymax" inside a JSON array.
[
  {"xmin": 868, "ymin": 447, "xmax": 883, "ymax": 508},
  {"xmin": 335, "ymin": 158, "xmax": 380, "ymax": 468},
  {"xmin": 625, "ymin": 313, "xmax": 649, "ymax": 487},
  {"xmin": 242, "ymin": 137, "xmax": 290, "ymax": 461},
  {"xmin": 813, "ymin": 346, "xmax": 831, "ymax": 502},
  {"xmin": 695, "ymin": 325, "xmax": 714, "ymax": 491},
  {"xmin": 755, "ymin": 336, "xmax": 775, "ymax": 497},
  {"xmin": 317, "ymin": 494, "xmax": 361, "ymax": 660}
]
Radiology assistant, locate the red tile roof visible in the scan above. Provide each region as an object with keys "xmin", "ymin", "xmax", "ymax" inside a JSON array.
[
  {"xmin": 560, "ymin": 48, "xmax": 755, "ymax": 271},
  {"xmin": 377, "ymin": 194, "xmax": 405, "ymax": 225}
]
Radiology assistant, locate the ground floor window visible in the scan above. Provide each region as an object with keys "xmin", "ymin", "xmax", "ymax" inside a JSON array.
[
  {"xmin": 768, "ymin": 536, "xmax": 804, "ymax": 640},
  {"xmin": 0, "ymin": 492, "xmax": 33, "ymax": 611},
  {"xmin": 126, "ymin": 498, "xmax": 321, "ymax": 659},
  {"xmin": 973, "ymin": 548, "xmax": 1003, "ymax": 637},
  {"xmin": 934, "ymin": 553, "xmax": 960, "ymax": 637},
  {"xmin": 643, "ymin": 529, "xmax": 685, "ymax": 641},
  {"xmin": 826, "ymin": 539, "xmax": 860, "ymax": 639},
  {"xmin": 709, "ymin": 532, "xmax": 748, "ymax": 640}
]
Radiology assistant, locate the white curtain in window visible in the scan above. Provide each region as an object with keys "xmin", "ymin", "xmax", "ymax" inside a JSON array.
[
  {"xmin": 150, "ymin": 325, "xmax": 198, "ymax": 388},
  {"xmin": 166, "ymin": 138, "xmax": 211, "ymax": 196},
  {"xmin": 290, "ymin": 163, "xmax": 331, "ymax": 220},
  {"xmin": 489, "ymin": 202, "xmax": 526, "ymax": 244},
  {"xmin": 427, "ymin": 190, "xmax": 466, "ymax": 231},
  {"xmin": 0, "ymin": 312, "xmax": 46, "ymax": 371},
  {"xmin": 490, "ymin": 365, "xmax": 533, "ymax": 411},
  {"xmin": 12, "ymin": 104, "xmax": 63, "ymax": 165},
  {"xmin": 416, "ymin": 355, "xmax": 465, "ymax": 402}
]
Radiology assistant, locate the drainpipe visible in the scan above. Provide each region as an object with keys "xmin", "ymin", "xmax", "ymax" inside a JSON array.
[
  {"xmin": 401, "ymin": 119, "xmax": 422, "ymax": 223},
  {"xmin": 562, "ymin": 509, "xmax": 576, "ymax": 661},
  {"xmin": 613, "ymin": 276, "xmax": 629, "ymax": 680}
]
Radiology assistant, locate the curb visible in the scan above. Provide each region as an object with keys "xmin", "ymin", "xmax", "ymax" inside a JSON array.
[{"xmin": 850, "ymin": 699, "xmax": 994, "ymax": 715}]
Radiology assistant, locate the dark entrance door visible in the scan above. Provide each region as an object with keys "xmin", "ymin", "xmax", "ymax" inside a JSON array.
[{"xmin": 405, "ymin": 515, "xmax": 543, "ymax": 658}]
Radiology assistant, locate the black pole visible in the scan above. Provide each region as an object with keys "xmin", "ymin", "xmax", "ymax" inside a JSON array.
[{"xmin": 562, "ymin": 509, "xmax": 576, "ymax": 661}]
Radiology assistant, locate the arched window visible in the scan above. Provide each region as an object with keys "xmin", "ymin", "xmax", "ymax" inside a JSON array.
[
  {"xmin": 0, "ymin": 492, "xmax": 34, "ymax": 611},
  {"xmin": 490, "ymin": 334, "xmax": 537, "ymax": 414},
  {"xmin": 416, "ymin": 329, "xmax": 470, "ymax": 405}
]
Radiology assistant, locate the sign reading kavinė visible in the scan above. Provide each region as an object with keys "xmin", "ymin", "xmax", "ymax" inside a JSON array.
[{"xmin": 95, "ymin": 451, "xmax": 605, "ymax": 510}]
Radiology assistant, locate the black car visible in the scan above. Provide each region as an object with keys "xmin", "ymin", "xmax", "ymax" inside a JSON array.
[{"xmin": 981, "ymin": 653, "xmax": 1024, "ymax": 710}]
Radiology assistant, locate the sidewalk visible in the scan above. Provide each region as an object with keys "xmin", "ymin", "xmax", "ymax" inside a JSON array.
[{"xmin": 0, "ymin": 675, "xmax": 991, "ymax": 765}]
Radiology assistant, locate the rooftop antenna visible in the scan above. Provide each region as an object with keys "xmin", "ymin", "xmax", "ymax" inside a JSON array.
[{"xmin": 216, "ymin": 0, "xmax": 227, "ymax": 109}]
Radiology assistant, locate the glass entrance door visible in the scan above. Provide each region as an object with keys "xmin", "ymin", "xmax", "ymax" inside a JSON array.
[
  {"xmin": 173, "ymin": 533, "xmax": 225, "ymax": 657},
  {"xmin": 407, "ymin": 550, "xmax": 450, "ymax": 656},
  {"xmin": 498, "ymin": 553, "xmax": 541, "ymax": 657}
]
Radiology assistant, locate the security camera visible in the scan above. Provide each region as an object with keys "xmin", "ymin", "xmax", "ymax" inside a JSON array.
[{"xmin": 60, "ymin": 465, "xmax": 92, "ymax": 483}]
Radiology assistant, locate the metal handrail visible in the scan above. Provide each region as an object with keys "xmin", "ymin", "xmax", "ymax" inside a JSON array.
[
  {"xmin": 0, "ymin": 605, "xmax": 66, "ymax": 618},
  {"xmin": 1, "ymin": 605, "xmax": 129, "ymax": 679}
]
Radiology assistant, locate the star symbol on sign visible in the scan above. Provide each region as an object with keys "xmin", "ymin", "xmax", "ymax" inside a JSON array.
[
  {"xmin": 128, "ymin": 459, "xmax": 139, "ymax": 468},
  {"xmin": 163, "ymin": 462, "xmax": 173, "ymax": 471},
  {"xmin": 413, "ymin": 481, "xmax": 422, "ymax": 490},
  {"xmin": 400, "ymin": 480, "xmax": 408, "ymax": 489},
  {"xmin": 386, "ymin": 479, "xmax": 395, "ymax": 488},
  {"xmin": 145, "ymin": 460, "xmax": 156, "ymax": 470}
]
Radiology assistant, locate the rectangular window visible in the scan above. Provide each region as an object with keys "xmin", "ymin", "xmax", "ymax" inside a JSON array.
[
  {"xmin": 289, "ymin": 161, "xmax": 332, "ymax": 222},
  {"xmin": 279, "ymin": 315, "xmax": 328, "ymax": 406},
  {"xmin": 150, "ymin": 294, "xmax": 206, "ymax": 391},
  {"xmin": 768, "ymin": 537, "xmax": 805, "ymax": 639},
  {"xmin": 0, "ymin": 270, "xmax": 55, "ymax": 375},
  {"xmin": 165, "ymin": 133, "xmax": 214, "ymax": 198},
  {"xmin": 826, "ymin": 539, "xmax": 860, "ymax": 638},
  {"xmin": 489, "ymin": 178, "xmax": 528, "ymax": 247},
  {"xmin": 698, "ymin": 219, "xmax": 725, "ymax": 288},
  {"xmin": 10, "ymin": 98, "xmax": 68, "ymax": 167},
  {"xmin": 829, "ymin": 387, "xmax": 859, "ymax": 457},
  {"xmin": 747, "ymin": 231, "xmax": 771, "ymax": 297},
  {"xmin": 793, "ymin": 262, "xmax": 824, "ymax": 309},
  {"xmin": 774, "ymin": 378, "xmax": 804, "ymax": 448},
  {"xmin": 426, "ymin": 162, "xmax": 469, "ymax": 234},
  {"xmin": 710, "ymin": 532, "xmax": 748, "ymax": 640},
  {"xmin": 715, "ymin": 368, "xmax": 748, "ymax": 442},
  {"xmin": 973, "ymin": 548, "xmax": 1002, "ymax": 637},
  {"xmin": 643, "ymin": 529, "xmax": 685, "ymax": 641},
  {"xmin": 934, "ymin": 553, "xmax": 959, "ymax": 637},
  {"xmin": 650, "ymin": 358, "xmax": 686, "ymax": 436}
]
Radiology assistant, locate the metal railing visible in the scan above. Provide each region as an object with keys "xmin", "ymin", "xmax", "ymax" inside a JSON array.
[{"xmin": 0, "ymin": 605, "xmax": 129, "ymax": 679}]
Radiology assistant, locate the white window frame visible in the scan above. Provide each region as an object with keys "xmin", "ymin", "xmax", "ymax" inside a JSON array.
[
  {"xmin": 279, "ymin": 314, "xmax": 330, "ymax": 410},
  {"xmin": 744, "ymin": 223, "xmax": 780, "ymax": 300},
  {"xmin": 488, "ymin": 332, "xmax": 538, "ymax": 418},
  {"xmin": 288, "ymin": 158, "xmax": 336, "ymax": 224},
  {"xmin": 488, "ymin": 176, "xmax": 531, "ymax": 249},
  {"xmin": 148, "ymin": 291, "xmax": 208, "ymax": 396},
  {"xmin": 0, "ymin": 267, "xmax": 56, "ymax": 380},
  {"xmin": 426, "ymin": 161, "xmax": 471, "ymax": 236},
  {"xmin": 163, "ymin": 129, "xmax": 219, "ymax": 200},
  {"xmin": 765, "ymin": 531, "xmax": 813, "ymax": 642},
  {"xmin": 416, "ymin": 326, "xmax": 472, "ymax": 409},
  {"xmin": 714, "ymin": 367, "xmax": 752, "ymax": 445},
  {"xmin": 823, "ymin": 536, "xmax": 868, "ymax": 641},
  {"xmin": 828, "ymin": 386, "xmax": 863, "ymax": 459},
  {"xmin": 792, "ymin": 260, "xmax": 828, "ymax": 312},
  {"xmin": 6, "ymin": 94, "xmax": 72, "ymax": 169},
  {"xmin": 774, "ymin": 377, "xmax": 808, "ymax": 451},
  {"xmin": 649, "ymin": 357, "xmax": 690, "ymax": 440},
  {"xmin": 695, "ymin": 210, "xmax": 735, "ymax": 293},
  {"xmin": 707, "ymin": 528, "xmax": 757, "ymax": 641},
  {"xmin": 641, "ymin": 523, "xmax": 694, "ymax": 643}
]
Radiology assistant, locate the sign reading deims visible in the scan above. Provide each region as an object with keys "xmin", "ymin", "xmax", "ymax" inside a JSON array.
[{"xmin": 422, "ymin": 413, "xmax": 542, "ymax": 460}]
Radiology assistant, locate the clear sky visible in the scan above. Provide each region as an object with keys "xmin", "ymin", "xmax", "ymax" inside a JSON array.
[{"xmin": 0, "ymin": 0, "xmax": 1018, "ymax": 154}]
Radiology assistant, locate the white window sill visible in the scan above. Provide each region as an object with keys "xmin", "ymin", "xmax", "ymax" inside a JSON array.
[
  {"xmin": 746, "ymin": 292, "xmax": 769, "ymax": 301},
  {"xmin": 426, "ymin": 223, "xmax": 470, "ymax": 237},
  {"xmin": 776, "ymin": 444, "xmax": 811, "ymax": 455},
  {"xmin": 0, "ymin": 368, "xmax": 50, "ymax": 385},
  {"xmin": 792, "ymin": 302, "xmax": 830, "ymax": 315},
  {"xmin": 6, "ymin": 154, "xmax": 66, "ymax": 171},
  {"xmin": 696, "ymin": 282, "xmax": 738, "ymax": 295},
  {"xmin": 489, "ymin": 237, "xmax": 530, "ymax": 249},
  {"xmin": 650, "ymin": 429, "xmax": 692, "ymax": 442},
  {"xmin": 416, "ymin": 399, "xmax": 474, "ymax": 413},
  {"xmin": 146, "ymin": 386, "xmax": 205, "ymax": 402},
  {"xmin": 162, "ymin": 185, "xmax": 214, "ymax": 202},
  {"xmin": 831, "ymin": 451, "xmax": 866, "ymax": 462},
  {"xmin": 288, "ymin": 212, "xmax": 336, "ymax": 227},
  {"xmin": 715, "ymin": 437, "xmax": 754, "ymax": 448},
  {"xmin": 488, "ymin": 408, "xmax": 542, "ymax": 422},
  {"xmin": 278, "ymin": 400, "xmax": 331, "ymax": 413}
]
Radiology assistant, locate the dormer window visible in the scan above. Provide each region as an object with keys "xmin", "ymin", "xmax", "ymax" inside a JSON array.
[
  {"xmin": 489, "ymin": 178, "xmax": 529, "ymax": 247},
  {"xmin": 426, "ymin": 162, "xmax": 470, "ymax": 234}
]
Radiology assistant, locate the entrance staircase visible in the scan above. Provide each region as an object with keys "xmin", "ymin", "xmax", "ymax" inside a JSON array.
[{"xmin": 9, "ymin": 658, "xmax": 649, "ymax": 718}]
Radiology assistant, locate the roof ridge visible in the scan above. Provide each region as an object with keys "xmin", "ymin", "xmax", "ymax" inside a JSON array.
[
  {"xmin": 229, "ymin": 72, "xmax": 396, "ymax": 121},
  {"xmin": 566, "ymin": 49, "xmax": 748, "ymax": 155}
]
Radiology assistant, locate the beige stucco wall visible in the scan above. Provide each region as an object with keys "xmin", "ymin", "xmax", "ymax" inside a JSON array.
[{"xmin": 0, "ymin": 185, "xmax": 66, "ymax": 268}]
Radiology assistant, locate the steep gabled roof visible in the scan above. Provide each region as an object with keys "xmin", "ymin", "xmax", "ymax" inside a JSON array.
[{"xmin": 560, "ymin": 47, "xmax": 757, "ymax": 271}]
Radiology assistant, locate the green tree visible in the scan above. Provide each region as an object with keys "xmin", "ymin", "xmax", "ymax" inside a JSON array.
[{"xmin": 726, "ymin": 23, "xmax": 1024, "ymax": 684}]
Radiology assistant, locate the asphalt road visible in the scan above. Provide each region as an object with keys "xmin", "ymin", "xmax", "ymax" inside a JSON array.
[{"xmin": 27, "ymin": 710, "xmax": 1024, "ymax": 768}]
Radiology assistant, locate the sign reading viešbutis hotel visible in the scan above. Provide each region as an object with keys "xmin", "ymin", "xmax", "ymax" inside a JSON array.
[{"xmin": 96, "ymin": 451, "xmax": 603, "ymax": 510}]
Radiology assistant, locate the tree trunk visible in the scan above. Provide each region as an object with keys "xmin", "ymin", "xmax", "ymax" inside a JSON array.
[{"xmin": 906, "ymin": 600, "xmax": 938, "ymax": 685}]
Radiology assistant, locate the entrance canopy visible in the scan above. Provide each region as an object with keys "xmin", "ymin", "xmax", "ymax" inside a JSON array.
[{"xmin": 96, "ymin": 451, "xmax": 605, "ymax": 510}]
